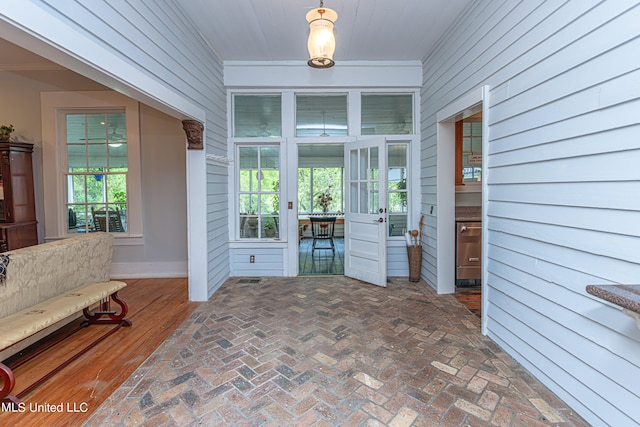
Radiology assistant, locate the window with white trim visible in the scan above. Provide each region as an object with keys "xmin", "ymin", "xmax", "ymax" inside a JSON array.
[
  {"xmin": 65, "ymin": 112, "xmax": 128, "ymax": 233},
  {"xmin": 237, "ymin": 145, "xmax": 280, "ymax": 239},
  {"xmin": 41, "ymin": 91, "xmax": 142, "ymax": 241},
  {"xmin": 387, "ymin": 143, "xmax": 409, "ymax": 237}
]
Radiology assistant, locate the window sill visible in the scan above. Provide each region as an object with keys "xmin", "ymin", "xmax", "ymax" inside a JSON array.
[{"xmin": 230, "ymin": 240, "xmax": 288, "ymax": 248}]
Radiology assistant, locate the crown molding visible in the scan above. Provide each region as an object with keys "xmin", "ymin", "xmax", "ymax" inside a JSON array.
[
  {"xmin": 0, "ymin": 63, "xmax": 65, "ymax": 71},
  {"xmin": 224, "ymin": 60, "xmax": 422, "ymax": 89}
]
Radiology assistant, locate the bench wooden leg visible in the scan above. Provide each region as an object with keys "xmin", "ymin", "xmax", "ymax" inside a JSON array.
[
  {"xmin": 82, "ymin": 291, "xmax": 132, "ymax": 327},
  {"xmin": 0, "ymin": 362, "xmax": 20, "ymax": 407}
]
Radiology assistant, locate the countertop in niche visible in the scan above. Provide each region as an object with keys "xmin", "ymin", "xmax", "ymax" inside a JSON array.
[
  {"xmin": 455, "ymin": 206, "xmax": 481, "ymax": 222},
  {"xmin": 586, "ymin": 284, "xmax": 640, "ymax": 314}
]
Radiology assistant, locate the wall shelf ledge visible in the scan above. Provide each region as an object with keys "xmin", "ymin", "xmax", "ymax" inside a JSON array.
[{"xmin": 586, "ymin": 284, "xmax": 640, "ymax": 331}]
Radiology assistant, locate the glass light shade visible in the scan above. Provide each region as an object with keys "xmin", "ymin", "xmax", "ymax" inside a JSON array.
[{"xmin": 306, "ymin": 7, "xmax": 338, "ymax": 68}]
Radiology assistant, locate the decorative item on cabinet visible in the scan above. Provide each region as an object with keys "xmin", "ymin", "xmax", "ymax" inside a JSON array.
[
  {"xmin": 0, "ymin": 141, "xmax": 38, "ymax": 251},
  {"xmin": 0, "ymin": 124, "xmax": 14, "ymax": 142}
]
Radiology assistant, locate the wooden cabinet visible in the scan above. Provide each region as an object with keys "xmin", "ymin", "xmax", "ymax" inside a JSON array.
[{"xmin": 0, "ymin": 142, "xmax": 37, "ymax": 251}]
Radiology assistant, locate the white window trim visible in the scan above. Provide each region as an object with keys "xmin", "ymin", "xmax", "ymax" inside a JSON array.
[
  {"xmin": 233, "ymin": 141, "xmax": 282, "ymax": 241},
  {"xmin": 41, "ymin": 91, "xmax": 143, "ymax": 244}
]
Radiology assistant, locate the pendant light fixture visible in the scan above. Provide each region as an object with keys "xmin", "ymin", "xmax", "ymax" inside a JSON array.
[{"xmin": 306, "ymin": 0, "xmax": 338, "ymax": 68}]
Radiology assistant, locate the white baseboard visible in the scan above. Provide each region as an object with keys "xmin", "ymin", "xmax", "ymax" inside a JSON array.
[{"xmin": 110, "ymin": 261, "xmax": 188, "ymax": 279}]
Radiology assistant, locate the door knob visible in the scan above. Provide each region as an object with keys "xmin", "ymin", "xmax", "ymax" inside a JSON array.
[{"xmin": 373, "ymin": 218, "xmax": 384, "ymax": 223}]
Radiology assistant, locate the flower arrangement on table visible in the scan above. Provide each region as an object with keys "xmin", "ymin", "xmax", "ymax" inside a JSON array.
[{"xmin": 315, "ymin": 187, "xmax": 333, "ymax": 214}]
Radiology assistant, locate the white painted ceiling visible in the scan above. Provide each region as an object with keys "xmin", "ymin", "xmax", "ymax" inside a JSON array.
[
  {"xmin": 178, "ymin": 0, "xmax": 474, "ymax": 62},
  {"xmin": 0, "ymin": 1, "xmax": 473, "ymax": 67}
]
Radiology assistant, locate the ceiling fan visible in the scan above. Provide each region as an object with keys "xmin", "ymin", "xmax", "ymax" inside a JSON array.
[{"xmin": 83, "ymin": 124, "xmax": 126, "ymax": 143}]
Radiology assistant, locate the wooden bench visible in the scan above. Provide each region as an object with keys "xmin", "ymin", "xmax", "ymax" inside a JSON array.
[{"xmin": 0, "ymin": 233, "xmax": 131, "ymax": 406}]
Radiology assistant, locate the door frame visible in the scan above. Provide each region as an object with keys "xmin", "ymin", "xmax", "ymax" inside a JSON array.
[
  {"xmin": 285, "ymin": 137, "xmax": 353, "ymax": 277},
  {"xmin": 286, "ymin": 135, "xmax": 421, "ymax": 281},
  {"xmin": 435, "ymin": 86, "xmax": 489, "ymax": 331}
]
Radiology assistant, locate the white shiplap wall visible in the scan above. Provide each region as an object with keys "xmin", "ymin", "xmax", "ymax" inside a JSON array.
[
  {"xmin": 1, "ymin": 0, "xmax": 230, "ymax": 299},
  {"xmin": 421, "ymin": 0, "xmax": 640, "ymax": 425},
  {"xmin": 207, "ymin": 158, "xmax": 230, "ymax": 295}
]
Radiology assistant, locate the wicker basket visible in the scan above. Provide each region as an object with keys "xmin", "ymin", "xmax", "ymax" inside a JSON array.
[{"xmin": 407, "ymin": 245, "xmax": 422, "ymax": 282}]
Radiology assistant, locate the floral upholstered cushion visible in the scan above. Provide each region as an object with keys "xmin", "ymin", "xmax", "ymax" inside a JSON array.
[
  {"xmin": 0, "ymin": 233, "xmax": 114, "ymax": 318},
  {"xmin": 0, "ymin": 280, "xmax": 126, "ymax": 349}
]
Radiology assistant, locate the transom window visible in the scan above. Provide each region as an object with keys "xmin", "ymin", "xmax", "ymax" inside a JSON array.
[
  {"xmin": 296, "ymin": 95, "xmax": 348, "ymax": 137},
  {"xmin": 361, "ymin": 94, "xmax": 414, "ymax": 135},
  {"xmin": 233, "ymin": 95, "xmax": 282, "ymax": 138}
]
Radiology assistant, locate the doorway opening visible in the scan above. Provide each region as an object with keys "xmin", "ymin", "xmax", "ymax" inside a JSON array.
[
  {"xmin": 436, "ymin": 86, "xmax": 487, "ymax": 322},
  {"xmin": 297, "ymin": 143, "xmax": 345, "ymax": 275},
  {"xmin": 454, "ymin": 111, "xmax": 483, "ymax": 317}
]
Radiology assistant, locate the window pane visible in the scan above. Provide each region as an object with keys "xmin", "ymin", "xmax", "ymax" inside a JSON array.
[
  {"xmin": 108, "ymin": 144, "xmax": 128, "ymax": 170},
  {"xmin": 239, "ymin": 170, "xmax": 254, "ymax": 192},
  {"xmin": 67, "ymin": 145, "xmax": 87, "ymax": 172},
  {"xmin": 296, "ymin": 95, "xmax": 348, "ymax": 137},
  {"xmin": 361, "ymin": 94, "xmax": 413, "ymax": 135},
  {"xmin": 67, "ymin": 205, "xmax": 90, "ymax": 233},
  {"xmin": 86, "ymin": 114, "xmax": 108, "ymax": 143},
  {"xmin": 239, "ymin": 194, "xmax": 258, "ymax": 214},
  {"xmin": 369, "ymin": 182, "xmax": 379, "ymax": 214},
  {"xmin": 239, "ymin": 147, "xmax": 259, "ymax": 192},
  {"xmin": 260, "ymin": 146, "xmax": 279, "ymax": 169},
  {"xmin": 87, "ymin": 144, "xmax": 107, "ymax": 169},
  {"xmin": 239, "ymin": 147, "xmax": 259, "ymax": 168},
  {"xmin": 388, "ymin": 192, "xmax": 407, "ymax": 213},
  {"xmin": 67, "ymin": 175, "xmax": 86, "ymax": 204},
  {"xmin": 350, "ymin": 149, "xmax": 358, "ymax": 181},
  {"xmin": 262, "ymin": 170, "xmax": 280, "ymax": 194},
  {"xmin": 234, "ymin": 95, "xmax": 282, "ymax": 137},
  {"xmin": 262, "ymin": 215, "xmax": 279, "ymax": 238},
  {"xmin": 298, "ymin": 168, "xmax": 311, "ymax": 212},
  {"xmin": 261, "ymin": 194, "xmax": 278, "ymax": 215},
  {"xmin": 389, "ymin": 213, "xmax": 407, "ymax": 237},
  {"xmin": 370, "ymin": 147, "xmax": 379, "ymax": 180},
  {"xmin": 359, "ymin": 149, "xmax": 368, "ymax": 180},
  {"xmin": 461, "ymin": 116, "xmax": 482, "ymax": 183},
  {"xmin": 107, "ymin": 113, "xmax": 126, "ymax": 144},
  {"xmin": 107, "ymin": 174, "xmax": 127, "ymax": 207},
  {"xmin": 359, "ymin": 182, "xmax": 368, "ymax": 214},
  {"xmin": 350, "ymin": 182, "xmax": 358, "ymax": 213},
  {"xmin": 241, "ymin": 215, "xmax": 259, "ymax": 238},
  {"xmin": 66, "ymin": 114, "xmax": 87, "ymax": 143},
  {"xmin": 86, "ymin": 174, "xmax": 106, "ymax": 203}
]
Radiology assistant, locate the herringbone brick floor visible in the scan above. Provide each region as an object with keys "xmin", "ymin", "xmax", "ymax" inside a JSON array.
[{"xmin": 85, "ymin": 277, "xmax": 588, "ymax": 426}]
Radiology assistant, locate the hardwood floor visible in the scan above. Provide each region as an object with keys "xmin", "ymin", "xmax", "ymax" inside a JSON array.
[
  {"xmin": 455, "ymin": 285, "xmax": 482, "ymax": 317},
  {"xmin": 0, "ymin": 278, "xmax": 197, "ymax": 426},
  {"xmin": 299, "ymin": 236, "xmax": 345, "ymax": 275}
]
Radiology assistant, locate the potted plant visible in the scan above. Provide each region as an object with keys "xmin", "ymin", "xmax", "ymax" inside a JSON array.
[
  {"xmin": 264, "ymin": 217, "xmax": 277, "ymax": 238},
  {"xmin": 0, "ymin": 124, "xmax": 14, "ymax": 142}
]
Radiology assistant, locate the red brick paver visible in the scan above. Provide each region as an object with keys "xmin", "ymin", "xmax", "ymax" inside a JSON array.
[{"xmin": 86, "ymin": 277, "xmax": 588, "ymax": 426}]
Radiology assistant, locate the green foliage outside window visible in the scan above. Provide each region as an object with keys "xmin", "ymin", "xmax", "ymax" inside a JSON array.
[{"xmin": 298, "ymin": 167, "xmax": 343, "ymax": 213}]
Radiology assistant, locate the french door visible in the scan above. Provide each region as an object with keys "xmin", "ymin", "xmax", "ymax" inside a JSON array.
[{"xmin": 344, "ymin": 138, "xmax": 387, "ymax": 287}]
